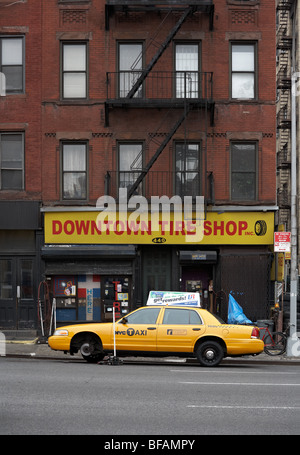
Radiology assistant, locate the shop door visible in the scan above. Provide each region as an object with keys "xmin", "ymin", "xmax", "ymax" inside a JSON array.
[
  {"xmin": 142, "ymin": 246, "xmax": 172, "ymax": 305},
  {"xmin": 182, "ymin": 267, "xmax": 211, "ymax": 295},
  {"xmin": 0, "ymin": 257, "xmax": 35, "ymax": 329},
  {"xmin": 101, "ymin": 276, "xmax": 131, "ymax": 322},
  {"xmin": 181, "ymin": 266, "xmax": 212, "ymax": 310}
]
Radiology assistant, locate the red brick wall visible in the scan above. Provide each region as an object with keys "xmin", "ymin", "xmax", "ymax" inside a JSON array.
[
  {"xmin": 1, "ymin": 0, "xmax": 276, "ymax": 205},
  {"xmin": 0, "ymin": 0, "xmax": 42, "ymax": 200}
]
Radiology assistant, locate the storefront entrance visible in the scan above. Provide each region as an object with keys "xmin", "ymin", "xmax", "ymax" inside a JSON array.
[
  {"xmin": 181, "ymin": 267, "xmax": 211, "ymax": 294},
  {"xmin": 102, "ymin": 276, "xmax": 131, "ymax": 321},
  {"xmin": 179, "ymin": 250, "xmax": 217, "ymax": 311},
  {"xmin": 0, "ymin": 257, "xmax": 35, "ymax": 329},
  {"xmin": 53, "ymin": 274, "xmax": 132, "ymax": 324}
]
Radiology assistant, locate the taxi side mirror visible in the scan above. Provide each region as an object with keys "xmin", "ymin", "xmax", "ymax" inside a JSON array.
[{"xmin": 121, "ymin": 317, "xmax": 128, "ymax": 324}]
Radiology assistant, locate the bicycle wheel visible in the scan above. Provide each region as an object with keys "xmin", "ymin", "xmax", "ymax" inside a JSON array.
[{"xmin": 264, "ymin": 332, "xmax": 287, "ymax": 356}]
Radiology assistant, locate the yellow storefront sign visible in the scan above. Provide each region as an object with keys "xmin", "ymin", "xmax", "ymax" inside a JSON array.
[{"xmin": 44, "ymin": 211, "xmax": 274, "ymax": 245}]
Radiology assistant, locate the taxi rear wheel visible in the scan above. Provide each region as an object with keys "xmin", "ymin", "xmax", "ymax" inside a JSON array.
[{"xmin": 196, "ymin": 341, "xmax": 224, "ymax": 367}]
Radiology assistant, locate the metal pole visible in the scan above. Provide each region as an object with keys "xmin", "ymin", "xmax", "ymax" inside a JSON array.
[
  {"xmin": 54, "ymin": 298, "xmax": 56, "ymax": 332},
  {"xmin": 39, "ymin": 299, "xmax": 44, "ymax": 337},
  {"xmin": 113, "ymin": 306, "xmax": 116, "ymax": 358},
  {"xmin": 49, "ymin": 300, "xmax": 53, "ymax": 337},
  {"xmin": 288, "ymin": 69, "xmax": 298, "ymax": 356}
]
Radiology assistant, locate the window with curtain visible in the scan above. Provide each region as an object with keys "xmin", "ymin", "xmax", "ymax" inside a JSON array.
[
  {"xmin": 62, "ymin": 42, "xmax": 87, "ymax": 99},
  {"xmin": 118, "ymin": 142, "xmax": 143, "ymax": 194},
  {"xmin": 0, "ymin": 133, "xmax": 24, "ymax": 190},
  {"xmin": 175, "ymin": 142, "xmax": 200, "ymax": 197},
  {"xmin": 231, "ymin": 142, "xmax": 257, "ymax": 200},
  {"xmin": 0, "ymin": 36, "xmax": 24, "ymax": 94},
  {"xmin": 175, "ymin": 43, "xmax": 199, "ymax": 98},
  {"xmin": 62, "ymin": 142, "xmax": 87, "ymax": 200},
  {"xmin": 118, "ymin": 43, "xmax": 143, "ymax": 98},
  {"xmin": 231, "ymin": 43, "xmax": 256, "ymax": 99}
]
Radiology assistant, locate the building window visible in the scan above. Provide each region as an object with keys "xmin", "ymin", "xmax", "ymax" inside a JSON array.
[
  {"xmin": 62, "ymin": 42, "xmax": 87, "ymax": 99},
  {"xmin": 0, "ymin": 133, "xmax": 24, "ymax": 190},
  {"xmin": 62, "ymin": 142, "xmax": 87, "ymax": 200},
  {"xmin": 175, "ymin": 142, "xmax": 200, "ymax": 197},
  {"xmin": 231, "ymin": 43, "xmax": 256, "ymax": 99},
  {"xmin": 175, "ymin": 43, "xmax": 200, "ymax": 98},
  {"xmin": 0, "ymin": 37, "xmax": 24, "ymax": 94},
  {"xmin": 230, "ymin": 142, "xmax": 257, "ymax": 200},
  {"xmin": 118, "ymin": 142, "xmax": 143, "ymax": 194},
  {"xmin": 118, "ymin": 42, "xmax": 143, "ymax": 98}
]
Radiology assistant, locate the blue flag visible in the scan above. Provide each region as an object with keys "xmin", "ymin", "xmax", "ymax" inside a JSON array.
[{"xmin": 227, "ymin": 293, "xmax": 252, "ymax": 324}]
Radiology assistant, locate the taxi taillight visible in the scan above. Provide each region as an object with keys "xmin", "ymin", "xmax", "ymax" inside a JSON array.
[{"xmin": 251, "ymin": 327, "xmax": 260, "ymax": 339}]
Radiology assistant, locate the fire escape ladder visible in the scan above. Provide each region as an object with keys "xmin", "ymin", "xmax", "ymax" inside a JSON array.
[
  {"xmin": 127, "ymin": 104, "xmax": 191, "ymax": 198},
  {"xmin": 126, "ymin": 6, "xmax": 195, "ymax": 100}
]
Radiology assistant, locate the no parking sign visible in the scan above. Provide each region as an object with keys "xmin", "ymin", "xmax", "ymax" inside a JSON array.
[{"xmin": 274, "ymin": 232, "xmax": 291, "ymax": 253}]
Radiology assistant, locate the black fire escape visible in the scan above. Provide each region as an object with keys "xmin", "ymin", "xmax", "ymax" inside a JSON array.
[{"xmin": 105, "ymin": 0, "xmax": 215, "ymax": 200}]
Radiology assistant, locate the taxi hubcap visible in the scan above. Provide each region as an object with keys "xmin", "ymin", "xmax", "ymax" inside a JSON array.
[
  {"xmin": 205, "ymin": 349, "xmax": 215, "ymax": 360},
  {"xmin": 80, "ymin": 343, "xmax": 92, "ymax": 356}
]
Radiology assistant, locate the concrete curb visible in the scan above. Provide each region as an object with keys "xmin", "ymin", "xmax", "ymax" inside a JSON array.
[
  {"xmin": 5, "ymin": 338, "xmax": 39, "ymax": 345},
  {"xmin": 2, "ymin": 339, "xmax": 300, "ymax": 365}
]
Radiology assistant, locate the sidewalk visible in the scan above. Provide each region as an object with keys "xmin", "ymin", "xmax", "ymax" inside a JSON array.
[{"xmin": 2, "ymin": 336, "xmax": 300, "ymax": 365}]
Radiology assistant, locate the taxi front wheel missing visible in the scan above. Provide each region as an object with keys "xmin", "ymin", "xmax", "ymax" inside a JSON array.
[
  {"xmin": 196, "ymin": 341, "xmax": 224, "ymax": 367},
  {"xmin": 80, "ymin": 340, "xmax": 105, "ymax": 363},
  {"xmin": 71, "ymin": 333, "xmax": 105, "ymax": 363}
]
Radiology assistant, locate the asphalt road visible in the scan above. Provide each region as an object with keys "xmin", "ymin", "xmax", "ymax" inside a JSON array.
[{"xmin": 1, "ymin": 357, "xmax": 300, "ymax": 436}]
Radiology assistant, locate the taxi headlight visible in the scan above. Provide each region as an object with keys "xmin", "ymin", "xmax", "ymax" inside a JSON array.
[{"xmin": 53, "ymin": 329, "xmax": 69, "ymax": 336}]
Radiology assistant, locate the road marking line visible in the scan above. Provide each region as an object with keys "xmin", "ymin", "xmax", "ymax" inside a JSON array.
[
  {"xmin": 187, "ymin": 405, "xmax": 300, "ymax": 410},
  {"xmin": 171, "ymin": 369, "xmax": 300, "ymax": 375},
  {"xmin": 180, "ymin": 381, "xmax": 300, "ymax": 386}
]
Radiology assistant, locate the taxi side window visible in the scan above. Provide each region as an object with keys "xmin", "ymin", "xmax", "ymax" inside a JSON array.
[
  {"xmin": 162, "ymin": 308, "xmax": 202, "ymax": 325},
  {"xmin": 125, "ymin": 307, "xmax": 160, "ymax": 324}
]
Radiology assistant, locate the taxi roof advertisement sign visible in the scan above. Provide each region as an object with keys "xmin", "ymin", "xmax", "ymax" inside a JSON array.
[{"xmin": 146, "ymin": 291, "xmax": 201, "ymax": 307}]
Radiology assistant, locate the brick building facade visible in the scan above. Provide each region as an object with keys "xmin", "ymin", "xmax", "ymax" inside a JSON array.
[
  {"xmin": 0, "ymin": 0, "xmax": 277, "ymax": 330},
  {"xmin": 0, "ymin": 0, "xmax": 42, "ymax": 329}
]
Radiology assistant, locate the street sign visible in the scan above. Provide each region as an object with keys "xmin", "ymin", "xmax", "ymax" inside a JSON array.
[{"xmin": 274, "ymin": 231, "xmax": 291, "ymax": 252}]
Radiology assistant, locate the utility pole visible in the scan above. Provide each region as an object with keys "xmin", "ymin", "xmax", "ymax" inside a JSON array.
[
  {"xmin": 288, "ymin": 0, "xmax": 299, "ymax": 355},
  {"xmin": 288, "ymin": 70, "xmax": 299, "ymax": 356}
]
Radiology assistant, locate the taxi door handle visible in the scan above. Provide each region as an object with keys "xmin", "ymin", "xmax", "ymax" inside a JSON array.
[
  {"xmin": 147, "ymin": 327, "xmax": 156, "ymax": 330},
  {"xmin": 192, "ymin": 328, "xmax": 201, "ymax": 331}
]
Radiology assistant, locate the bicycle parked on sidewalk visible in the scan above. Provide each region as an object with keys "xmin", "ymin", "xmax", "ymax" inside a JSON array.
[{"xmin": 261, "ymin": 322, "xmax": 293, "ymax": 356}]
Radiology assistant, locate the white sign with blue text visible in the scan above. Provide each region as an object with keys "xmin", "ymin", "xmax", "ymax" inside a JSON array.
[{"xmin": 146, "ymin": 291, "xmax": 201, "ymax": 307}]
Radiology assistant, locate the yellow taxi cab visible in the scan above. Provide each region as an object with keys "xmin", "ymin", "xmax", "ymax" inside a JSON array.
[{"xmin": 48, "ymin": 303, "xmax": 264, "ymax": 367}]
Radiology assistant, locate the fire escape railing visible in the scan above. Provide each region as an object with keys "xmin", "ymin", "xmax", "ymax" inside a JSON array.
[
  {"xmin": 104, "ymin": 0, "xmax": 215, "ymax": 201},
  {"xmin": 126, "ymin": 6, "xmax": 194, "ymax": 99},
  {"xmin": 106, "ymin": 71, "xmax": 213, "ymax": 103}
]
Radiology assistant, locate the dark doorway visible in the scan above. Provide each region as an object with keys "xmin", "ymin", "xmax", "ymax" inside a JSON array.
[{"xmin": 0, "ymin": 257, "xmax": 35, "ymax": 329}]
